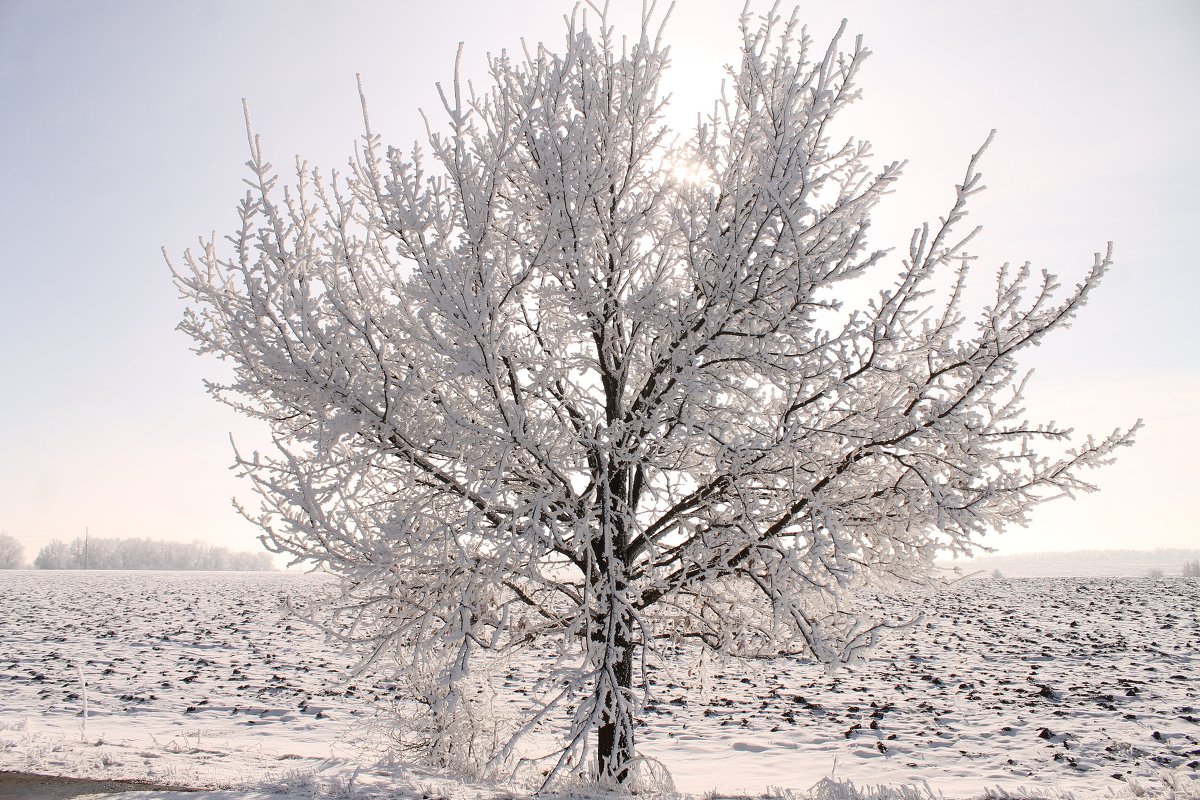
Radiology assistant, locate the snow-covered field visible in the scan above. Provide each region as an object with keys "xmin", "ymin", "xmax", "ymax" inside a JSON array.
[{"xmin": 1, "ymin": 571, "xmax": 1197, "ymax": 798}]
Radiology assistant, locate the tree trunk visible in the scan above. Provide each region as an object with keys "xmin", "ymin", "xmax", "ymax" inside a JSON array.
[
  {"xmin": 596, "ymin": 620, "xmax": 634, "ymax": 783},
  {"xmin": 594, "ymin": 461, "xmax": 636, "ymax": 784}
]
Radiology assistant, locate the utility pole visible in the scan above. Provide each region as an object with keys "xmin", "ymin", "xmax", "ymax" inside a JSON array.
[{"xmin": 83, "ymin": 527, "xmax": 88, "ymax": 570}]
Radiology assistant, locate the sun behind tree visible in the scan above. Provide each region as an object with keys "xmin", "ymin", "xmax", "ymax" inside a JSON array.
[{"xmin": 169, "ymin": 3, "xmax": 1136, "ymax": 786}]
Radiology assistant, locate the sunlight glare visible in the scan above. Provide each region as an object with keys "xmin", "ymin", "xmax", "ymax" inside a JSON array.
[{"xmin": 667, "ymin": 157, "xmax": 715, "ymax": 186}]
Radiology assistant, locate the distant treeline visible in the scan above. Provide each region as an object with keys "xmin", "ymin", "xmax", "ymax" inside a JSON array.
[
  {"xmin": 32, "ymin": 537, "xmax": 275, "ymax": 571},
  {"xmin": 945, "ymin": 548, "xmax": 1200, "ymax": 578}
]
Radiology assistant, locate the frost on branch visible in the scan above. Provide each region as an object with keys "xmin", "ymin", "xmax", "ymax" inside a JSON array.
[{"xmin": 169, "ymin": 2, "xmax": 1137, "ymax": 786}]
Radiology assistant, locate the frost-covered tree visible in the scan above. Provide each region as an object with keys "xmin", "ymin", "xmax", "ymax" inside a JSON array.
[
  {"xmin": 171, "ymin": 4, "xmax": 1136, "ymax": 784},
  {"xmin": 0, "ymin": 533, "xmax": 24, "ymax": 569},
  {"xmin": 33, "ymin": 538, "xmax": 73, "ymax": 570}
]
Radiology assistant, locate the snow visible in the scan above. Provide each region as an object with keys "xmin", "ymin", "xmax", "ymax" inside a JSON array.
[{"xmin": 1, "ymin": 570, "xmax": 1197, "ymax": 798}]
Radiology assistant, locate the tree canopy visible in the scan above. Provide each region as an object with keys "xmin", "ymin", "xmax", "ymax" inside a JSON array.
[
  {"xmin": 0, "ymin": 533, "xmax": 24, "ymax": 570},
  {"xmin": 171, "ymin": 3, "xmax": 1136, "ymax": 785}
]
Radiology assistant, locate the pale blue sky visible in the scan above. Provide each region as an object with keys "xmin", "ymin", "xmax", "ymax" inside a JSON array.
[{"xmin": 1, "ymin": 0, "xmax": 1197, "ymax": 560}]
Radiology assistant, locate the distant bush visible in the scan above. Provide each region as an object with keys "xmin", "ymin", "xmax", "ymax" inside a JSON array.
[
  {"xmin": 0, "ymin": 532, "xmax": 24, "ymax": 569},
  {"xmin": 32, "ymin": 537, "xmax": 274, "ymax": 571},
  {"xmin": 1184, "ymin": 560, "xmax": 1200, "ymax": 578},
  {"xmin": 1146, "ymin": 568, "xmax": 1165, "ymax": 578}
]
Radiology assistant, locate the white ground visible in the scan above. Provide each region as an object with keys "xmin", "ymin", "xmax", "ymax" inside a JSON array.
[{"xmin": 0, "ymin": 571, "xmax": 1197, "ymax": 799}]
